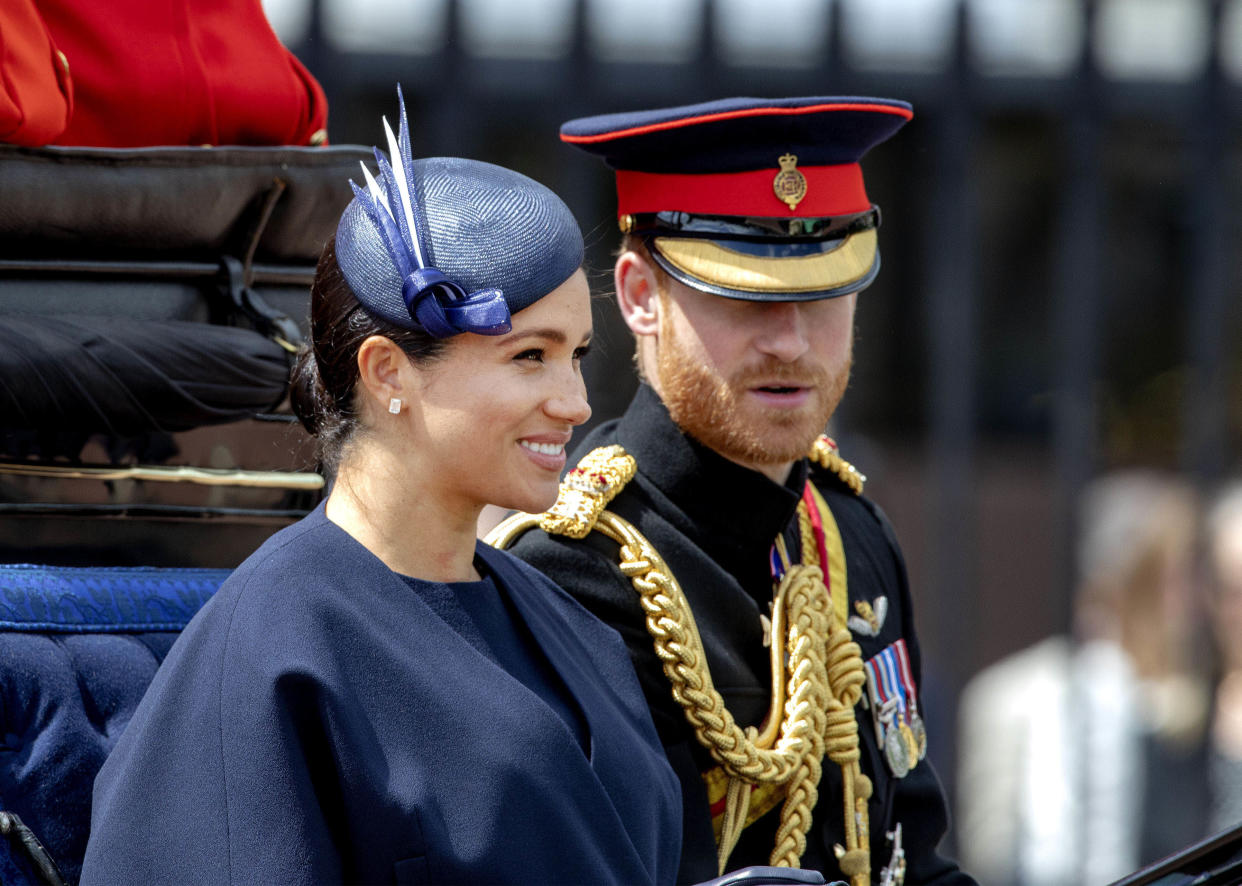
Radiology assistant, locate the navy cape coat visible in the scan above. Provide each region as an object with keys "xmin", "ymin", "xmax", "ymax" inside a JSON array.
[{"xmin": 81, "ymin": 504, "xmax": 681, "ymax": 885}]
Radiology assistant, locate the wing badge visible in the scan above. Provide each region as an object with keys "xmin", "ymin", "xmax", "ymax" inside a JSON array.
[{"xmin": 848, "ymin": 596, "xmax": 887, "ymax": 636}]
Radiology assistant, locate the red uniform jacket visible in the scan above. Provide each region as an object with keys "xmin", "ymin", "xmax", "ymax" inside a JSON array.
[{"xmin": 1, "ymin": 0, "xmax": 327, "ymax": 147}]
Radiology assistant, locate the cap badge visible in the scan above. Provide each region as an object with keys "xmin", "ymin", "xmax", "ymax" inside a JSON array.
[{"xmin": 773, "ymin": 153, "xmax": 808, "ymax": 211}]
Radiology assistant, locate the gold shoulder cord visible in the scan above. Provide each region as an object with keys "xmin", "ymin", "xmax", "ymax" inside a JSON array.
[
  {"xmin": 486, "ymin": 437, "xmax": 871, "ymax": 884},
  {"xmin": 808, "ymin": 435, "xmax": 866, "ymax": 495}
]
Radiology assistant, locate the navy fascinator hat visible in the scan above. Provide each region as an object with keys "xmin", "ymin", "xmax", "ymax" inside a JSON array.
[{"xmin": 336, "ymin": 88, "xmax": 584, "ymax": 338}]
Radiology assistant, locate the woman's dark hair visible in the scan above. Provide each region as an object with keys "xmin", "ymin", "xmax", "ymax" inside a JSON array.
[{"xmin": 290, "ymin": 236, "xmax": 445, "ymax": 471}]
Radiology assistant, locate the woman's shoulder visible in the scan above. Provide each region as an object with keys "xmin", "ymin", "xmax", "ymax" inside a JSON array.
[
  {"xmin": 223, "ymin": 507, "xmax": 380, "ymax": 600},
  {"xmin": 184, "ymin": 510, "xmax": 378, "ymax": 654},
  {"xmin": 233, "ymin": 505, "xmax": 352, "ymax": 579}
]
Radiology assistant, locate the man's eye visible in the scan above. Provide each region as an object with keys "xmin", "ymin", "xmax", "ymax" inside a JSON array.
[
  {"xmin": 573, "ymin": 344, "xmax": 591, "ymax": 361},
  {"xmin": 515, "ymin": 349, "xmax": 544, "ymax": 362}
]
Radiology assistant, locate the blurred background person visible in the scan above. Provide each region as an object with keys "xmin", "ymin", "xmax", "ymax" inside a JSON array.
[
  {"xmin": 1207, "ymin": 482, "xmax": 1242, "ymax": 833},
  {"xmin": 956, "ymin": 471, "xmax": 1207, "ymax": 886}
]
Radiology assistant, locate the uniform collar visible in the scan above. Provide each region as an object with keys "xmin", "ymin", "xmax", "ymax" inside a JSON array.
[{"xmin": 615, "ymin": 384, "xmax": 807, "ymax": 592}]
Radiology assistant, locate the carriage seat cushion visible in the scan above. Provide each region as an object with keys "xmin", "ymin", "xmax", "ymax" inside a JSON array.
[{"xmin": 0, "ymin": 564, "xmax": 227, "ymax": 884}]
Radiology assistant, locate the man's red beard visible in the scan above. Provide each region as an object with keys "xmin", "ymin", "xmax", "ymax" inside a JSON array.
[{"xmin": 655, "ymin": 309, "xmax": 852, "ymax": 470}]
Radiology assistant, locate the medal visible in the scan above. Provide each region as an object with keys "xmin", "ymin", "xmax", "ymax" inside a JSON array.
[
  {"xmin": 891, "ymin": 639, "xmax": 927, "ymax": 765},
  {"xmin": 883, "ymin": 719, "xmax": 910, "ymax": 778},
  {"xmin": 898, "ymin": 719, "xmax": 919, "ymax": 765},
  {"xmin": 908, "ymin": 712, "xmax": 927, "ymax": 761},
  {"xmin": 864, "ymin": 640, "xmax": 927, "ymax": 777}
]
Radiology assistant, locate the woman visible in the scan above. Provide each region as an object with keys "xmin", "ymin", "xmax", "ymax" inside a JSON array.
[{"xmin": 80, "ymin": 96, "xmax": 682, "ymax": 885}]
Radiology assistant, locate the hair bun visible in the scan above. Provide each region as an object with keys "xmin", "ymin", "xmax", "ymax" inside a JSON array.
[{"xmin": 289, "ymin": 346, "xmax": 329, "ymax": 437}]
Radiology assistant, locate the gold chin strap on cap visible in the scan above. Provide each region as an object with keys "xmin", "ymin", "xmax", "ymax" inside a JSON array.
[{"xmin": 486, "ymin": 439, "xmax": 870, "ymax": 884}]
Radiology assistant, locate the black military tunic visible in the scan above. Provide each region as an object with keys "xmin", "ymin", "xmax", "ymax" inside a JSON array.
[{"xmin": 509, "ymin": 385, "xmax": 975, "ymax": 885}]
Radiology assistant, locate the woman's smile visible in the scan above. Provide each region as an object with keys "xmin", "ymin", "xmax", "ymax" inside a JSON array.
[{"xmin": 519, "ymin": 435, "xmax": 570, "ymax": 470}]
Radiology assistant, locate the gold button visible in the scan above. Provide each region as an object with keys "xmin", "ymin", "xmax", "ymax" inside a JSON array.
[
  {"xmin": 309, "ymin": 128, "xmax": 328, "ymax": 146},
  {"xmin": 56, "ymin": 51, "xmax": 69, "ymax": 77},
  {"xmin": 618, "ymin": 213, "xmax": 635, "ymax": 233}
]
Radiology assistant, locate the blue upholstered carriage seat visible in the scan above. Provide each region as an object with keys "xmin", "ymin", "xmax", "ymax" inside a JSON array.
[{"xmin": 0, "ymin": 564, "xmax": 228, "ymax": 885}]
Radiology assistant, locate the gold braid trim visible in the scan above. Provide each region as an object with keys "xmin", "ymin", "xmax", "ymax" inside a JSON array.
[
  {"xmin": 485, "ymin": 443, "xmax": 871, "ymax": 883},
  {"xmin": 809, "ymin": 435, "xmax": 866, "ymax": 496},
  {"xmin": 538, "ymin": 445, "xmax": 635, "ymax": 538},
  {"xmin": 799, "ymin": 489, "xmax": 872, "ymax": 886}
]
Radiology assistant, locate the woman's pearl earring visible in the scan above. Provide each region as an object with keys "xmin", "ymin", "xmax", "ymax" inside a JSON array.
[{"xmin": 388, "ymin": 397, "xmax": 403, "ymax": 415}]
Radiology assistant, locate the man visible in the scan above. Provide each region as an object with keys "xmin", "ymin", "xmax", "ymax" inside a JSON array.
[{"xmin": 497, "ymin": 97, "xmax": 974, "ymax": 886}]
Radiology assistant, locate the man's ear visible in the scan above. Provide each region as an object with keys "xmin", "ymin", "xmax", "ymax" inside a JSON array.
[
  {"xmin": 355, "ymin": 335, "xmax": 411, "ymax": 413},
  {"xmin": 615, "ymin": 250, "xmax": 661, "ymax": 337}
]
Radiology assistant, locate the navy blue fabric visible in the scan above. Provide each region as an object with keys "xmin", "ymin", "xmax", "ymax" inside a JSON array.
[
  {"xmin": 398, "ymin": 571, "xmax": 589, "ymax": 753},
  {"xmin": 559, "ymin": 96, "xmax": 911, "ymax": 174},
  {"xmin": 81, "ymin": 503, "xmax": 682, "ymax": 885},
  {"xmin": 0, "ymin": 566, "xmax": 226, "ymax": 885}
]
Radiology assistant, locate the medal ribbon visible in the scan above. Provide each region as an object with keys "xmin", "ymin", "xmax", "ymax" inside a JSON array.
[
  {"xmin": 883, "ymin": 647, "xmax": 909, "ymax": 721},
  {"xmin": 892, "ymin": 639, "xmax": 919, "ymax": 717},
  {"xmin": 864, "ymin": 654, "xmax": 892, "ymax": 721}
]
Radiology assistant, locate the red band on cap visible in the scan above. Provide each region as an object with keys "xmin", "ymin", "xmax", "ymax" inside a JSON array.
[{"xmin": 615, "ymin": 163, "xmax": 869, "ymax": 218}]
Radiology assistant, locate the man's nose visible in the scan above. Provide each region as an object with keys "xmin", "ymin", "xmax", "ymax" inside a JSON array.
[
  {"xmin": 753, "ymin": 302, "xmax": 809, "ymax": 363},
  {"xmin": 544, "ymin": 370, "xmax": 592, "ymax": 427}
]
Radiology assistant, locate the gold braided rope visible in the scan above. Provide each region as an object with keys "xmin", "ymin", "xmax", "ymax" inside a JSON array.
[
  {"xmin": 798, "ymin": 492, "xmax": 872, "ymax": 885},
  {"xmin": 764, "ymin": 561, "xmax": 830, "ymax": 870},
  {"xmin": 485, "ymin": 440, "xmax": 871, "ymax": 884}
]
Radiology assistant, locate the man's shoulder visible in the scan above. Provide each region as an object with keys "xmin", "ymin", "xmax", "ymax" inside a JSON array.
[
  {"xmin": 502, "ymin": 433, "xmax": 663, "ymax": 618},
  {"xmin": 804, "ymin": 439, "xmax": 901, "ymax": 542},
  {"xmin": 565, "ymin": 416, "xmax": 624, "ymax": 463},
  {"xmin": 811, "ymin": 468, "xmax": 888, "ymax": 530}
]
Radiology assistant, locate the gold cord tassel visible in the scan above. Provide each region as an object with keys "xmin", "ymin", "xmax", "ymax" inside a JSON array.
[
  {"xmin": 718, "ymin": 775, "xmax": 753, "ymax": 872},
  {"xmin": 800, "ymin": 499, "xmax": 871, "ymax": 886},
  {"xmin": 770, "ymin": 566, "xmax": 830, "ymax": 867},
  {"xmin": 824, "ymin": 619, "xmax": 873, "ymax": 885}
]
